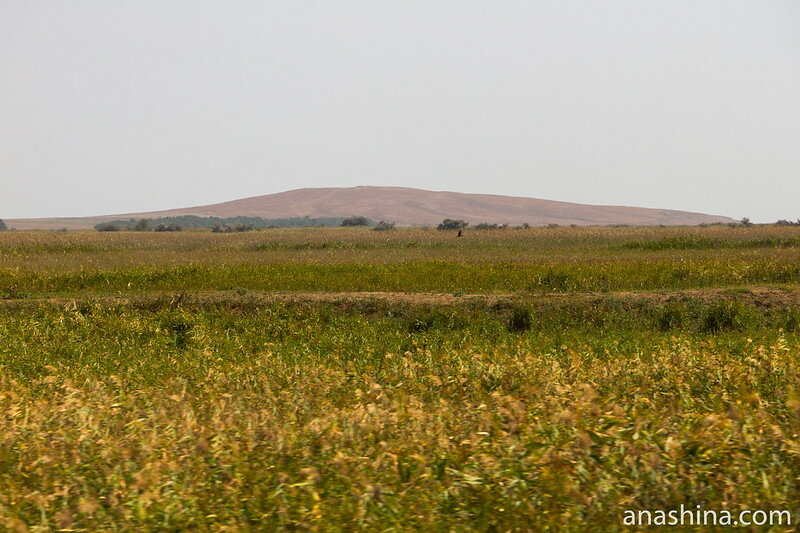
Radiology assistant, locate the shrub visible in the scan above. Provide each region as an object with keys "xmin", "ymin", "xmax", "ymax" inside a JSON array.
[
  {"xmin": 437, "ymin": 219, "xmax": 468, "ymax": 231},
  {"xmin": 132, "ymin": 219, "xmax": 151, "ymax": 232},
  {"xmin": 0, "ymin": 219, "xmax": 7, "ymax": 231},
  {"xmin": 402, "ymin": 308, "xmax": 470, "ymax": 333},
  {"xmin": 701, "ymin": 302, "xmax": 742, "ymax": 333},
  {"xmin": 212, "ymin": 223, "xmax": 253, "ymax": 233},
  {"xmin": 373, "ymin": 221, "xmax": 395, "ymax": 231},
  {"xmin": 95, "ymin": 223, "xmax": 120, "ymax": 232},
  {"xmin": 474, "ymin": 223, "xmax": 506, "ymax": 230},
  {"xmin": 160, "ymin": 317, "xmax": 194, "ymax": 350},
  {"xmin": 154, "ymin": 224, "xmax": 182, "ymax": 232},
  {"xmin": 341, "ymin": 216, "xmax": 370, "ymax": 227},
  {"xmin": 656, "ymin": 305, "xmax": 687, "ymax": 331},
  {"xmin": 507, "ymin": 307, "xmax": 532, "ymax": 333}
]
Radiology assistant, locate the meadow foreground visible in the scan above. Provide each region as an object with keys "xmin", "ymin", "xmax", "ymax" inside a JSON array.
[{"xmin": 1, "ymin": 225, "xmax": 799, "ymax": 531}]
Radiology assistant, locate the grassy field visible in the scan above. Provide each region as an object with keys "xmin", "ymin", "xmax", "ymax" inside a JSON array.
[{"xmin": 1, "ymin": 225, "xmax": 800, "ymax": 530}]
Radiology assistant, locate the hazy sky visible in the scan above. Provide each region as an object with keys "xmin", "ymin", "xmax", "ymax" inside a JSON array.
[{"xmin": 2, "ymin": 1, "xmax": 799, "ymax": 221}]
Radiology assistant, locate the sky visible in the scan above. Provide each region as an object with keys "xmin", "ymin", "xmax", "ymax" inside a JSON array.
[{"xmin": 1, "ymin": 1, "xmax": 799, "ymax": 222}]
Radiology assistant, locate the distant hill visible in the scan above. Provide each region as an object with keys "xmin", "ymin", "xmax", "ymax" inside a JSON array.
[{"xmin": 7, "ymin": 186, "xmax": 735, "ymax": 230}]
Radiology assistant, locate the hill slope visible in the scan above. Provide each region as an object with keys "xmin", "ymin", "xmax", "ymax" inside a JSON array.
[{"xmin": 8, "ymin": 186, "xmax": 735, "ymax": 229}]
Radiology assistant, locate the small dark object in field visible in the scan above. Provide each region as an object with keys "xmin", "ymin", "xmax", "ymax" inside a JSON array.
[
  {"xmin": 3, "ymin": 285, "xmax": 20, "ymax": 299},
  {"xmin": 170, "ymin": 322, "xmax": 193, "ymax": 349},
  {"xmin": 170, "ymin": 322, "xmax": 191, "ymax": 335},
  {"xmin": 701, "ymin": 302, "xmax": 741, "ymax": 333},
  {"xmin": 457, "ymin": 230, "xmax": 462, "ymax": 237},
  {"xmin": 507, "ymin": 307, "xmax": 532, "ymax": 333},
  {"xmin": 75, "ymin": 301, "xmax": 94, "ymax": 316},
  {"xmin": 170, "ymin": 293, "xmax": 186, "ymax": 308}
]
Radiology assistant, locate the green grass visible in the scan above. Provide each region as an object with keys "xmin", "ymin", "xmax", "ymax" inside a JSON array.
[
  {"xmin": 4, "ymin": 259, "xmax": 800, "ymax": 298},
  {"xmin": 619, "ymin": 236, "xmax": 800, "ymax": 250}
]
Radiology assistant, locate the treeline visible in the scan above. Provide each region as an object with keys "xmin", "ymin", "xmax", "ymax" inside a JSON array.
[
  {"xmin": 439, "ymin": 218, "xmax": 800, "ymax": 231},
  {"xmin": 95, "ymin": 215, "xmax": 376, "ymax": 232},
  {"xmin": 436, "ymin": 219, "xmax": 534, "ymax": 230},
  {"xmin": 96, "ymin": 219, "xmax": 182, "ymax": 232}
]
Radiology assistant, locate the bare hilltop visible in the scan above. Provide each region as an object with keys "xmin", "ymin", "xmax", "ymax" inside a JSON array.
[{"xmin": 8, "ymin": 186, "xmax": 735, "ymax": 229}]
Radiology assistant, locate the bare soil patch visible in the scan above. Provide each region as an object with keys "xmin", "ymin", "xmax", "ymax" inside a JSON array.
[{"xmin": 3, "ymin": 286, "xmax": 800, "ymax": 309}]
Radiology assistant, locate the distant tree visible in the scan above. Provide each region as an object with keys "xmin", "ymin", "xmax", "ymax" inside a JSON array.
[
  {"xmin": 95, "ymin": 223, "xmax": 120, "ymax": 232},
  {"xmin": 546, "ymin": 223, "xmax": 560, "ymax": 229},
  {"xmin": 211, "ymin": 223, "xmax": 253, "ymax": 233},
  {"xmin": 154, "ymin": 223, "xmax": 182, "ymax": 232},
  {"xmin": 475, "ymin": 222, "xmax": 505, "ymax": 230},
  {"xmin": 341, "ymin": 216, "xmax": 370, "ymax": 227},
  {"xmin": 132, "ymin": 219, "xmax": 151, "ymax": 232},
  {"xmin": 437, "ymin": 219, "xmax": 468, "ymax": 231},
  {"xmin": 0, "ymin": 219, "xmax": 7, "ymax": 231},
  {"xmin": 740, "ymin": 217, "xmax": 753, "ymax": 227},
  {"xmin": 774, "ymin": 219, "xmax": 800, "ymax": 227},
  {"xmin": 372, "ymin": 220, "xmax": 395, "ymax": 231}
]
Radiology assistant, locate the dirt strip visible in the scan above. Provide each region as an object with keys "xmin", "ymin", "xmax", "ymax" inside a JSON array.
[{"xmin": 2, "ymin": 286, "xmax": 800, "ymax": 309}]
